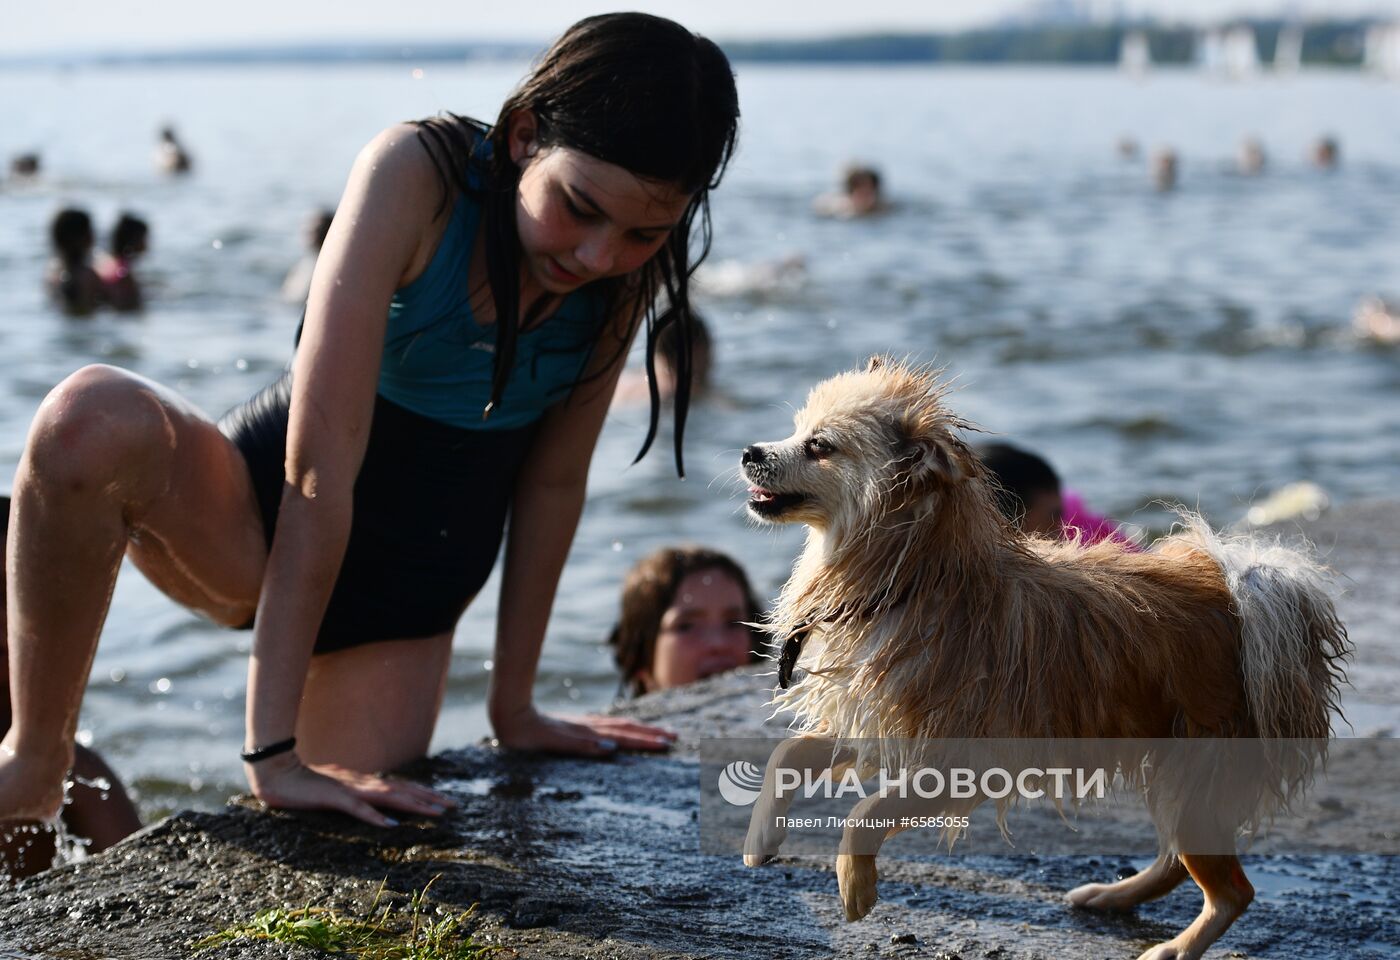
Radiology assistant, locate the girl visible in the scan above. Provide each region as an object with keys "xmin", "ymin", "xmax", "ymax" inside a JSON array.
[
  {"xmin": 1, "ymin": 13, "xmax": 739, "ymax": 828},
  {"xmin": 44, "ymin": 208, "xmax": 105, "ymax": 317},
  {"xmin": 99, "ymin": 212, "xmax": 149, "ymax": 312},
  {"xmin": 609, "ymin": 547, "xmax": 763, "ymax": 697}
]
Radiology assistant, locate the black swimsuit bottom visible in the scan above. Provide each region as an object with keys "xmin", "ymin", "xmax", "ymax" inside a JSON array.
[{"xmin": 219, "ymin": 372, "xmax": 537, "ymax": 654}]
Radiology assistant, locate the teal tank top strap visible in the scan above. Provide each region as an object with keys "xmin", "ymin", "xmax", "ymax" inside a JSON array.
[{"xmin": 290, "ymin": 126, "xmax": 609, "ymax": 432}]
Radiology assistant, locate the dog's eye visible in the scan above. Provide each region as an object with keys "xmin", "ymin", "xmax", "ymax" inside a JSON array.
[{"xmin": 804, "ymin": 437, "xmax": 835, "ymax": 460}]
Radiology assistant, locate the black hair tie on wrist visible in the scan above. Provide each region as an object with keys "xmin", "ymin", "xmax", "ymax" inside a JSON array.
[{"xmin": 240, "ymin": 737, "xmax": 297, "ymax": 764}]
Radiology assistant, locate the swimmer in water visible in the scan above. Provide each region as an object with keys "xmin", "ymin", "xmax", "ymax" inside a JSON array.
[
  {"xmin": 1353, "ymin": 296, "xmax": 1400, "ymax": 345},
  {"xmin": 99, "ymin": 213, "xmax": 150, "ymax": 313},
  {"xmin": 1311, "ymin": 135, "xmax": 1339, "ymax": 171},
  {"xmin": 9, "ymin": 153, "xmax": 40, "ymax": 181},
  {"xmin": 281, "ymin": 208, "xmax": 336, "ymax": 304},
  {"xmin": 44, "ymin": 208, "xmax": 105, "ymax": 317},
  {"xmin": 976, "ymin": 442, "xmax": 1138, "ymax": 549},
  {"xmin": 613, "ymin": 305, "xmax": 714, "ymax": 407},
  {"xmin": 1151, "ymin": 147, "xmax": 1179, "ymax": 192},
  {"xmin": 813, "ymin": 164, "xmax": 887, "ymax": 219},
  {"xmin": 155, "ymin": 126, "xmax": 193, "ymax": 175},
  {"xmin": 608, "ymin": 546, "xmax": 764, "ymax": 696},
  {"xmin": 1236, "ymin": 136, "xmax": 1266, "ymax": 176}
]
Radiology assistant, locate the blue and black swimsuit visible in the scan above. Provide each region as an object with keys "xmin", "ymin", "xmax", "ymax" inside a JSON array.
[{"xmin": 220, "ymin": 180, "xmax": 606, "ymax": 653}]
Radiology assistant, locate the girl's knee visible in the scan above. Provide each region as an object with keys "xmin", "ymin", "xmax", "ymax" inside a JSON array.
[{"xmin": 27, "ymin": 365, "xmax": 173, "ymax": 490}]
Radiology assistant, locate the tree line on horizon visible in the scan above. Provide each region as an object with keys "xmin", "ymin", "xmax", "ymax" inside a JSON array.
[{"xmin": 720, "ymin": 19, "xmax": 1370, "ymax": 66}]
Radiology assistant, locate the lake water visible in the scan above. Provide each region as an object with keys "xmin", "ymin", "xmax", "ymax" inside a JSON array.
[{"xmin": 2, "ymin": 63, "xmax": 1398, "ymax": 817}]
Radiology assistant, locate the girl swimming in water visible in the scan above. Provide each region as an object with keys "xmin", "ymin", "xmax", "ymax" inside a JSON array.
[
  {"xmin": 0, "ymin": 12, "xmax": 739, "ymax": 827},
  {"xmin": 608, "ymin": 546, "xmax": 763, "ymax": 697}
]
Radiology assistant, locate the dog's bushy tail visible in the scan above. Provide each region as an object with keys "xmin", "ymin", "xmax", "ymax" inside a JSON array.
[
  {"xmin": 1169, "ymin": 515, "xmax": 1351, "ymax": 828},
  {"xmin": 1145, "ymin": 515, "xmax": 1353, "ymax": 851},
  {"xmin": 1175, "ymin": 515, "xmax": 1351, "ymax": 741}
]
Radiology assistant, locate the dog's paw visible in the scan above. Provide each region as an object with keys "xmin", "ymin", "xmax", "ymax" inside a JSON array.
[
  {"xmin": 742, "ymin": 809, "xmax": 787, "ymax": 865},
  {"xmin": 1135, "ymin": 940, "xmax": 1186, "ymax": 960},
  {"xmin": 836, "ymin": 853, "xmax": 879, "ymax": 921},
  {"xmin": 1066, "ymin": 881, "xmax": 1137, "ymax": 913}
]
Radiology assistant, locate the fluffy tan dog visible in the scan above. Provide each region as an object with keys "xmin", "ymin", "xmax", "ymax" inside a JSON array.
[{"xmin": 739, "ymin": 357, "xmax": 1349, "ymax": 960}]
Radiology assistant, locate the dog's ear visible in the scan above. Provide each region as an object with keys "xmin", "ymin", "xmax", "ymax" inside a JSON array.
[
  {"xmin": 865, "ymin": 354, "xmax": 891, "ymax": 373},
  {"xmin": 895, "ymin": 430, "xmax": 967, "ymax": 487}
]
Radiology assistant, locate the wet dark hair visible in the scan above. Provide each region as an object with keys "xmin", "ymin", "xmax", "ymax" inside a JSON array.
[
  {"xmin": 411, "ymin": 12, "xmax": 739, "ymax": 476},
  {"xmin": 10, "ymin": 153, "xmax": 40, "ymax": 176},
  {"xmin": 844, "ymin": 165, "xmax": 881, "ymax": 194},
  {"xmin": 50, "ymin": 208, "xmax": 94, "ymax": 260},
  {"xmin": 1313, "ymin": 135, "xmax": 1339, "ymax": 166},
  {"xmin": 608, "ymin": 546, "xmax": 764, "ymax": 698},
  {"xmin": 975, "ymin": 442, "xmax": 1061, "ymax": 526},
  {"xmin": 110, "ymin": 213, "xmax": 149, "ymax": 258},
  {"xmin": 308, "ymin": 209, "xmax": 335, "ymax": 251}
]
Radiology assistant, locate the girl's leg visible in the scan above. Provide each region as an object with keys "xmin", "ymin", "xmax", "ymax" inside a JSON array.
[
  {"xmin": 1, "ymin": 365, "xmax": 268, "ymax": 820},
  {"xmin": 295, "ymin": 632, "xmax": 454, "ymax": 772}
]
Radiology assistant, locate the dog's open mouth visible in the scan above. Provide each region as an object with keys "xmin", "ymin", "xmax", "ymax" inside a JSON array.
[{"xmin": 747, "ymin": 485, "xmax": 808, "ymax": 518}]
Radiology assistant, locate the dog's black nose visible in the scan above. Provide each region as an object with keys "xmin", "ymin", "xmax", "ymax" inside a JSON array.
[{"xmin": 742, "ymin": 445, "xmax": 766, "ymax": 465}]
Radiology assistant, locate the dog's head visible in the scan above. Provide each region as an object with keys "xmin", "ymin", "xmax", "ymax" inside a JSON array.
[{"xmin": 742, "ymin": 356, "xmax": 974, "ymax": 536}]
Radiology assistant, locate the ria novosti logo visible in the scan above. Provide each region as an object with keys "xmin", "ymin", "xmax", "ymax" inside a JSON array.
[
  {"xmin": 717, "ymin": 760, "xmax": 765, "ymax": 805},
  {"xmin": 717, "ymin": 759, "xmax": 1111, "ymax": 806}
]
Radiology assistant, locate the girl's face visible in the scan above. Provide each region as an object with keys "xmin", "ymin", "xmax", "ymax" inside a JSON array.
[
  {"xmin": 640, "ymin": 569, "xmax": 754, "ymax": 693},
  {"xmin": 509, "ymin": 112, "xmax": 691, "ymax": 295}
]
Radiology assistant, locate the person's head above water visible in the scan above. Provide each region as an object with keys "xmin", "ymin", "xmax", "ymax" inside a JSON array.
[
  {"xmin": 1151, "ymin": 147, "xmax": 1179, "ymax": 192},
  {"xmin": 1236, "ymin": 137, "xmax": 1266, "ymax": 176},
  {"xmin": 305, "ymin": 209, "xmax": 335, "ymax": 252},
  {"xmin": 50, "ymin": 208, "xmax": 95, "ymax": 262},
  {"xmin": 654, "ymin": 305, "xmax": 713, "ymax": 397},
  {"xmin": 10, "ymin": 153, "xmax": 40, "ymax": 178},
  {"xmin": 110, "ymin": 213, "xmax": 149, "ymax": 260},
  {"xmin": 975, "ymin": 442, "xmax": 1064, "ymax": 537},
  {"xmin": 608, "ymin": 546, "xmax": 764, "ymax": 697},
  {"xmin": 412, "ymin": 12, "xmax": 740, "ymax": 475},
  {"xmin": 842, "ymin": 164, "xmax": 884, "ymax": 215},
  {"xmin": 1311, "ymin": 135, "xmax": 1339, "ymax": 170},
  {"xmin": 844, "ymin": 165, "xmax": 882, "ymax": 197}
]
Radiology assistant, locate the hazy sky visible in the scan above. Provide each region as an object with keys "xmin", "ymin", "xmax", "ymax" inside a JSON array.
[{"xmin": 7, "ymin": 0, "xmax": 1399, "ymax": 56}]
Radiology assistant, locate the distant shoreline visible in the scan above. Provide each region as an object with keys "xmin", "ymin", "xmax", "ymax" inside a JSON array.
[{"xmin": 0, "ymin": 17, "xmax": 1385, "ymax": 70}]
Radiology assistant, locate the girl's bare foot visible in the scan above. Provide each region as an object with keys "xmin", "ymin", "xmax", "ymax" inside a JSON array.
[{"xmin": 0, "ymin": 734, "xmax": 70, "ymax": 823}]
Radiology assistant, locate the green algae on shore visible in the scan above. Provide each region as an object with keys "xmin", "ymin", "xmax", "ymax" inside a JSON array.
[{"xmin": 193, "ymin": 878, "xmax": 494, "ymax": 959}]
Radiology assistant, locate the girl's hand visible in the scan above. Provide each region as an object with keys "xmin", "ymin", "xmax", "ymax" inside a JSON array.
[
  {"xmin": 246, "ymin": 752, "xmax": 457, "ymax": 827},
  {"xmin": 491, "ymin": 705, "xmax": 677, "ymax": 756}
]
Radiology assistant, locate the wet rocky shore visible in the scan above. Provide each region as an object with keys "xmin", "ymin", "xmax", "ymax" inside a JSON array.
[{"xmin": 2, "ymin": 502, "xmax": 1398, "ymax": 959}]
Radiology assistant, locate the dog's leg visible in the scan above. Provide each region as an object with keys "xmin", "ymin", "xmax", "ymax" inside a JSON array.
[
  {"xmin": 1136, "ymin": 854, "xmax": 1254, "ymax": 960},
  {"xmin": 835, "ymin": 790, "xmax": 903, "ymax": 922},
  {"xmin": 836, "ymin": 850, "xmax": 881, "ymax": 923},
  {"xmin": 1066, "ymin": 851, "xmax": 1189, "ymax": 912},
  {"xmin": 835, "ymin": 789, "xmax": 979, "ymax": 922},
  {"xmin": 744, "ymin": 735, "xmax": 853, "ymax": 867}
]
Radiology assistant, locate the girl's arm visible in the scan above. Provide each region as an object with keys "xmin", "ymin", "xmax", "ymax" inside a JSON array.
[
  {"xmin": 242, "ymin": 125, "xmax": 457, "ymax": 823},
  {"xmin": 488, "ymin": 307, "xmax": 677, "ymax": 754}
]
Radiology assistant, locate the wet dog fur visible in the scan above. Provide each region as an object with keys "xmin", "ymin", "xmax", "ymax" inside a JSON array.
[{"xmin": 739, "ymin": 357, "xmax": 1350, "ymax": 960}]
